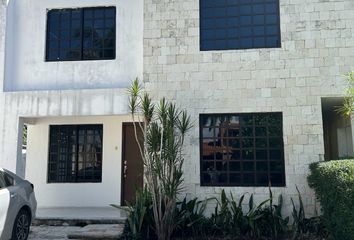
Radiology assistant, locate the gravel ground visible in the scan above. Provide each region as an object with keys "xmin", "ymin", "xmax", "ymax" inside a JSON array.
[{"xmin": 28, "ymin": 225, "xmax": 81, "ymax": 240}]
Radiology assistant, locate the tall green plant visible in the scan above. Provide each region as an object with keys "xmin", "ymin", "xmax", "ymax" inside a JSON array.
[
  {"xmin": 128, "ymin": 79, "xmax": 192, "ymax": 240},
  {"xmin": 336, "ymin": 71, "xmax": 354, "ymax": 117}
]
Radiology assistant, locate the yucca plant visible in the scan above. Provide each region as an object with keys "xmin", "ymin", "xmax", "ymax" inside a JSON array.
[{"xmin": 128, "ymin": 78, "xmax": 192, "ymax": 240}]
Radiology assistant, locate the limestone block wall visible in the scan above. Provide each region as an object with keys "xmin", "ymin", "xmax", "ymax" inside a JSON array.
[{"xmin": 143, "ymin": 0, "xmax": 354, "ymax": 215}]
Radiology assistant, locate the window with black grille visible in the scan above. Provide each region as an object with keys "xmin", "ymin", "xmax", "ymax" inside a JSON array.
[
  {"xmin": 48, "ymin": 125, "xmax": 103, "ymax": 183},
  {"xmin": 200, "ymin": 0, "xmax": 281, "ymax": 51},
  {"xmin": 200, "ymin": 113, "xmax": 285, "ymax": 187},
  {"xmin": 46, "ymin": 7, "xmax": 116, "ymax": 61}
]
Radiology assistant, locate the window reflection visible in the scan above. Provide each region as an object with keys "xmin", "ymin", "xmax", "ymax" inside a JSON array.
[
  {"xmin": 48, "ymin": 125, "xmax": 103, "ymax": 183},
  {"xmin": 200, "ymin": 113, "xmax": 284, "ymax": 186},
  {"xmin": 200, "ymin": 0, "xmax": 281, "ymax": 51},
  {"xmin": 46, "ymin": 7, "xmax": 116, "ymax": 61}
]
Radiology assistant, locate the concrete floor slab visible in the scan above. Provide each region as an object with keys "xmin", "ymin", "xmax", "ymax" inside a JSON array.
[
  {"xmin": 36, "ymin": 207, "xmax": 128, "ymax": 221},
  {"xmin": 29, "ymin": 224, "xmax": 124, "ymax": 240},
  {"xmin": 68, "ymin": 224, "xmax": 124, "ymax": 239},
  {"xmin": 29, "ymin": 226, "xmax": 80, "ymax": 240}
]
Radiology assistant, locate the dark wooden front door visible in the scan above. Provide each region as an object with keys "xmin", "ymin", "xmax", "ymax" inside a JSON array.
[{"xmin": 121, "ymin": 123, "xmax": 144, "ymax": 205}]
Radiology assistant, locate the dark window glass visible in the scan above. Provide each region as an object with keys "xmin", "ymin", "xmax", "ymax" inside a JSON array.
[
  {"xmin": 0, "ymin": 171, "xmax": 14, "ymax": 188},
  {"xmin": 46, "ymin": 7, "xmax": 116, "ymax": 61},
  {"xmin": 200, "ymin": 112, "xmax": 285, "ymax": 187},
  {"xmin": 48, "ymin": 125, "xmax": 103, "ymax": 183},
  {"xmin": 3, "ymin": 173, "xmax": 14, "ymax": 187},
  {"xmin": 200, "ymin": 0, "xmax": 281, "ymax": 51},
  {"xmin": 0, "ymin": 172, "xmax": 6, "ymax": 189}
]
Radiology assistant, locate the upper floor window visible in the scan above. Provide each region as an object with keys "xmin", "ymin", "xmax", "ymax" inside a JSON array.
[
  {"xmin": 200, "ymin": 112, "xmax": 285, "ymax": 187},
  {"xmin": 46, "ymin": 7, "xmax": 116, "ymax": 61},
  {"xmin": 200, "ymin": 0, "xmax": 281, "ymax": 51}
]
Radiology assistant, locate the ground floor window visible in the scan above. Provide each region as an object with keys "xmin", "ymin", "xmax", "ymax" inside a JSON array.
[
  {"xmin": 200, "ymin": 112, "xmax": 285, "ymax": 187},
  {"xmin": 48, "ymin": 124, "xmax": 103, "ymax": 183}
]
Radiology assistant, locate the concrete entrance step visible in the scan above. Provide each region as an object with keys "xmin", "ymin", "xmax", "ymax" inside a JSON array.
[
  {"xmin": 33, "ymin": 207, "xmax": 128, "ymax": 226},
  {"xmin": 67, "ymin": 224, "xmax": 124, "ymax": 239}
]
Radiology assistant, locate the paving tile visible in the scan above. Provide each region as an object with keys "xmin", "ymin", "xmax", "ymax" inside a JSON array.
[
  {"xmin": 28, "ymin": 224, "xmax": 124, "ymax": 240},
  {"xmin": 67, "ymin": 224, "xmax": 124, "ymax": 239}
]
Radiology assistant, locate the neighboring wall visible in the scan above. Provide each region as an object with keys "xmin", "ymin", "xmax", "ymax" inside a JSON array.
[
  {"xmin": 143, "ymin": 0, "xmax": 354, "ymax": 215},
  {"xmin": 4, "ymin": 0, "xmax": 143, "ymax": 91},
  {"xmin": 0, "ymin": 0, "xmax": 143, "ymax": 174},
  {"xmin": 26, "ymin": 116, "xmax": 130, "ymax": 207},
  {"xmin": 0, "ymin": 89, "xmax": 129, "ymax": 176}
]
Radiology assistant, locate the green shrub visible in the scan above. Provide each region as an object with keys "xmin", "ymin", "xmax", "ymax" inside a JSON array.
[
  {"xmin": 173, "ymin": 196, "xmax": 210, "ymax": 238},
  {"xmin": 118, "ymin": 187, "xmax": 329, "ymax": 239},
  {"xmin": 113, "ymin": 187, "xmax": 155, "ymax": 240},
  {"xmin": 208, "ymin": 188, "xmax": 289, "ymax": 239},
  {"xmin": 308, "ymin": 160, "xmax": 354, "ymax": 240}
]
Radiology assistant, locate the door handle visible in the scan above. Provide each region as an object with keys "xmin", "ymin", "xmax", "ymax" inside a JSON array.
[
  {"xmin": 123, "ymin": 160, "xmax": 128, "ymax": 178},
  {"xmin": 10, "ymin": 193, "xmax": 17, "ymax": 198}
]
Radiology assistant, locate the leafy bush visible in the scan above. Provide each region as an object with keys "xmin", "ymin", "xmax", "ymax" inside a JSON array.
[
  {"xmin": 120, "ymin": 187, "xmax": 329, "ymax": 240},
  {"xmin": 113, "ymin": 188, "xmax": 155, "ymax": 240},
  {"xmin": 173, "ymin": 197, "xmax": 210, "ymax": 238},
  {"xmin": 291, "ymin": 186, "xmax": 329, "ymax": 239},
  {"xmin": 257, "ymin": 188, "xmax": 289, "ymax": 238},
  {"xmin": 308, "ymin": 160, "xmax": 354, "ymax": 240},
  {"xmin": 208, "ymin": 188, "xmax": 289, "ymax": 239}
]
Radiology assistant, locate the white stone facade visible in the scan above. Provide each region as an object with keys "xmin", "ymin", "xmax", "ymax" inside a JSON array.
[
  {"xmin": 0, "ymin": 0, "xmax": 353, "ymax": 214},
  {"xmin": 143, "ymin": 0, "xmax": 354, "ymax": 215}
]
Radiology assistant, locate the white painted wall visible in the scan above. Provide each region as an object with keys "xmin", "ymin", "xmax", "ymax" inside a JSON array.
[
  {"xmin": 0, "ymin": 88, "xmax": 130, "ymax": 176},
  {"xmin": 3, "ymin": 0, "xmax": 143, "ymax": 91},
  {"xmin": 26, "ymin": 115, "xmax": 131, "ymax": 208}
]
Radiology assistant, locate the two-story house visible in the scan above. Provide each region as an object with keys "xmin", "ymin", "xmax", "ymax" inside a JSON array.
[{"xmin": 0, "ymin": 0, "xmax": 353, "ymax": 216}]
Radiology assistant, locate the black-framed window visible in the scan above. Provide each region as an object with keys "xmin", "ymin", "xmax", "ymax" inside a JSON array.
[
  {"xmin": 46, "ymin": 7, "xmax": 116, "ymax": 61},
  {"xmin": 200, "ymin": 0, "xmax": 281, "ymax": 51},
  {"xmin": 200, "ymin": 113, "xmax": 285, "ymax": 187},
  {"xmin": 48, "ymin": 125, "xmax": 103, "ymax": 183}
]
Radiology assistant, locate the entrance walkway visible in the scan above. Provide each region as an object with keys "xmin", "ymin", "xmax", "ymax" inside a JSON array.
[
  {"xmin": 29, "ymin": 224, "xmax": 124, "ymax": 240},
  {"xmin": 34, "ymin": 207, "xmax": 128, "ymax": 225},
  {"xmin": 30, "ymin": 207, "xmax": 127, "ymax": 239}
]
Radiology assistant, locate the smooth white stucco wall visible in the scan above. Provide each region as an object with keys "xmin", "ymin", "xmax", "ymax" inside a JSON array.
[
  {"xmin": 4, "ymin": 0, "xmax": 143, "ymax": 91},
  {"xmin": 0, "ymin": 88, "xmax": 130, "ymax": 176},
  {"xmin": 26, "ymin": 115, "xmax": 131, "ymax": 208}
]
